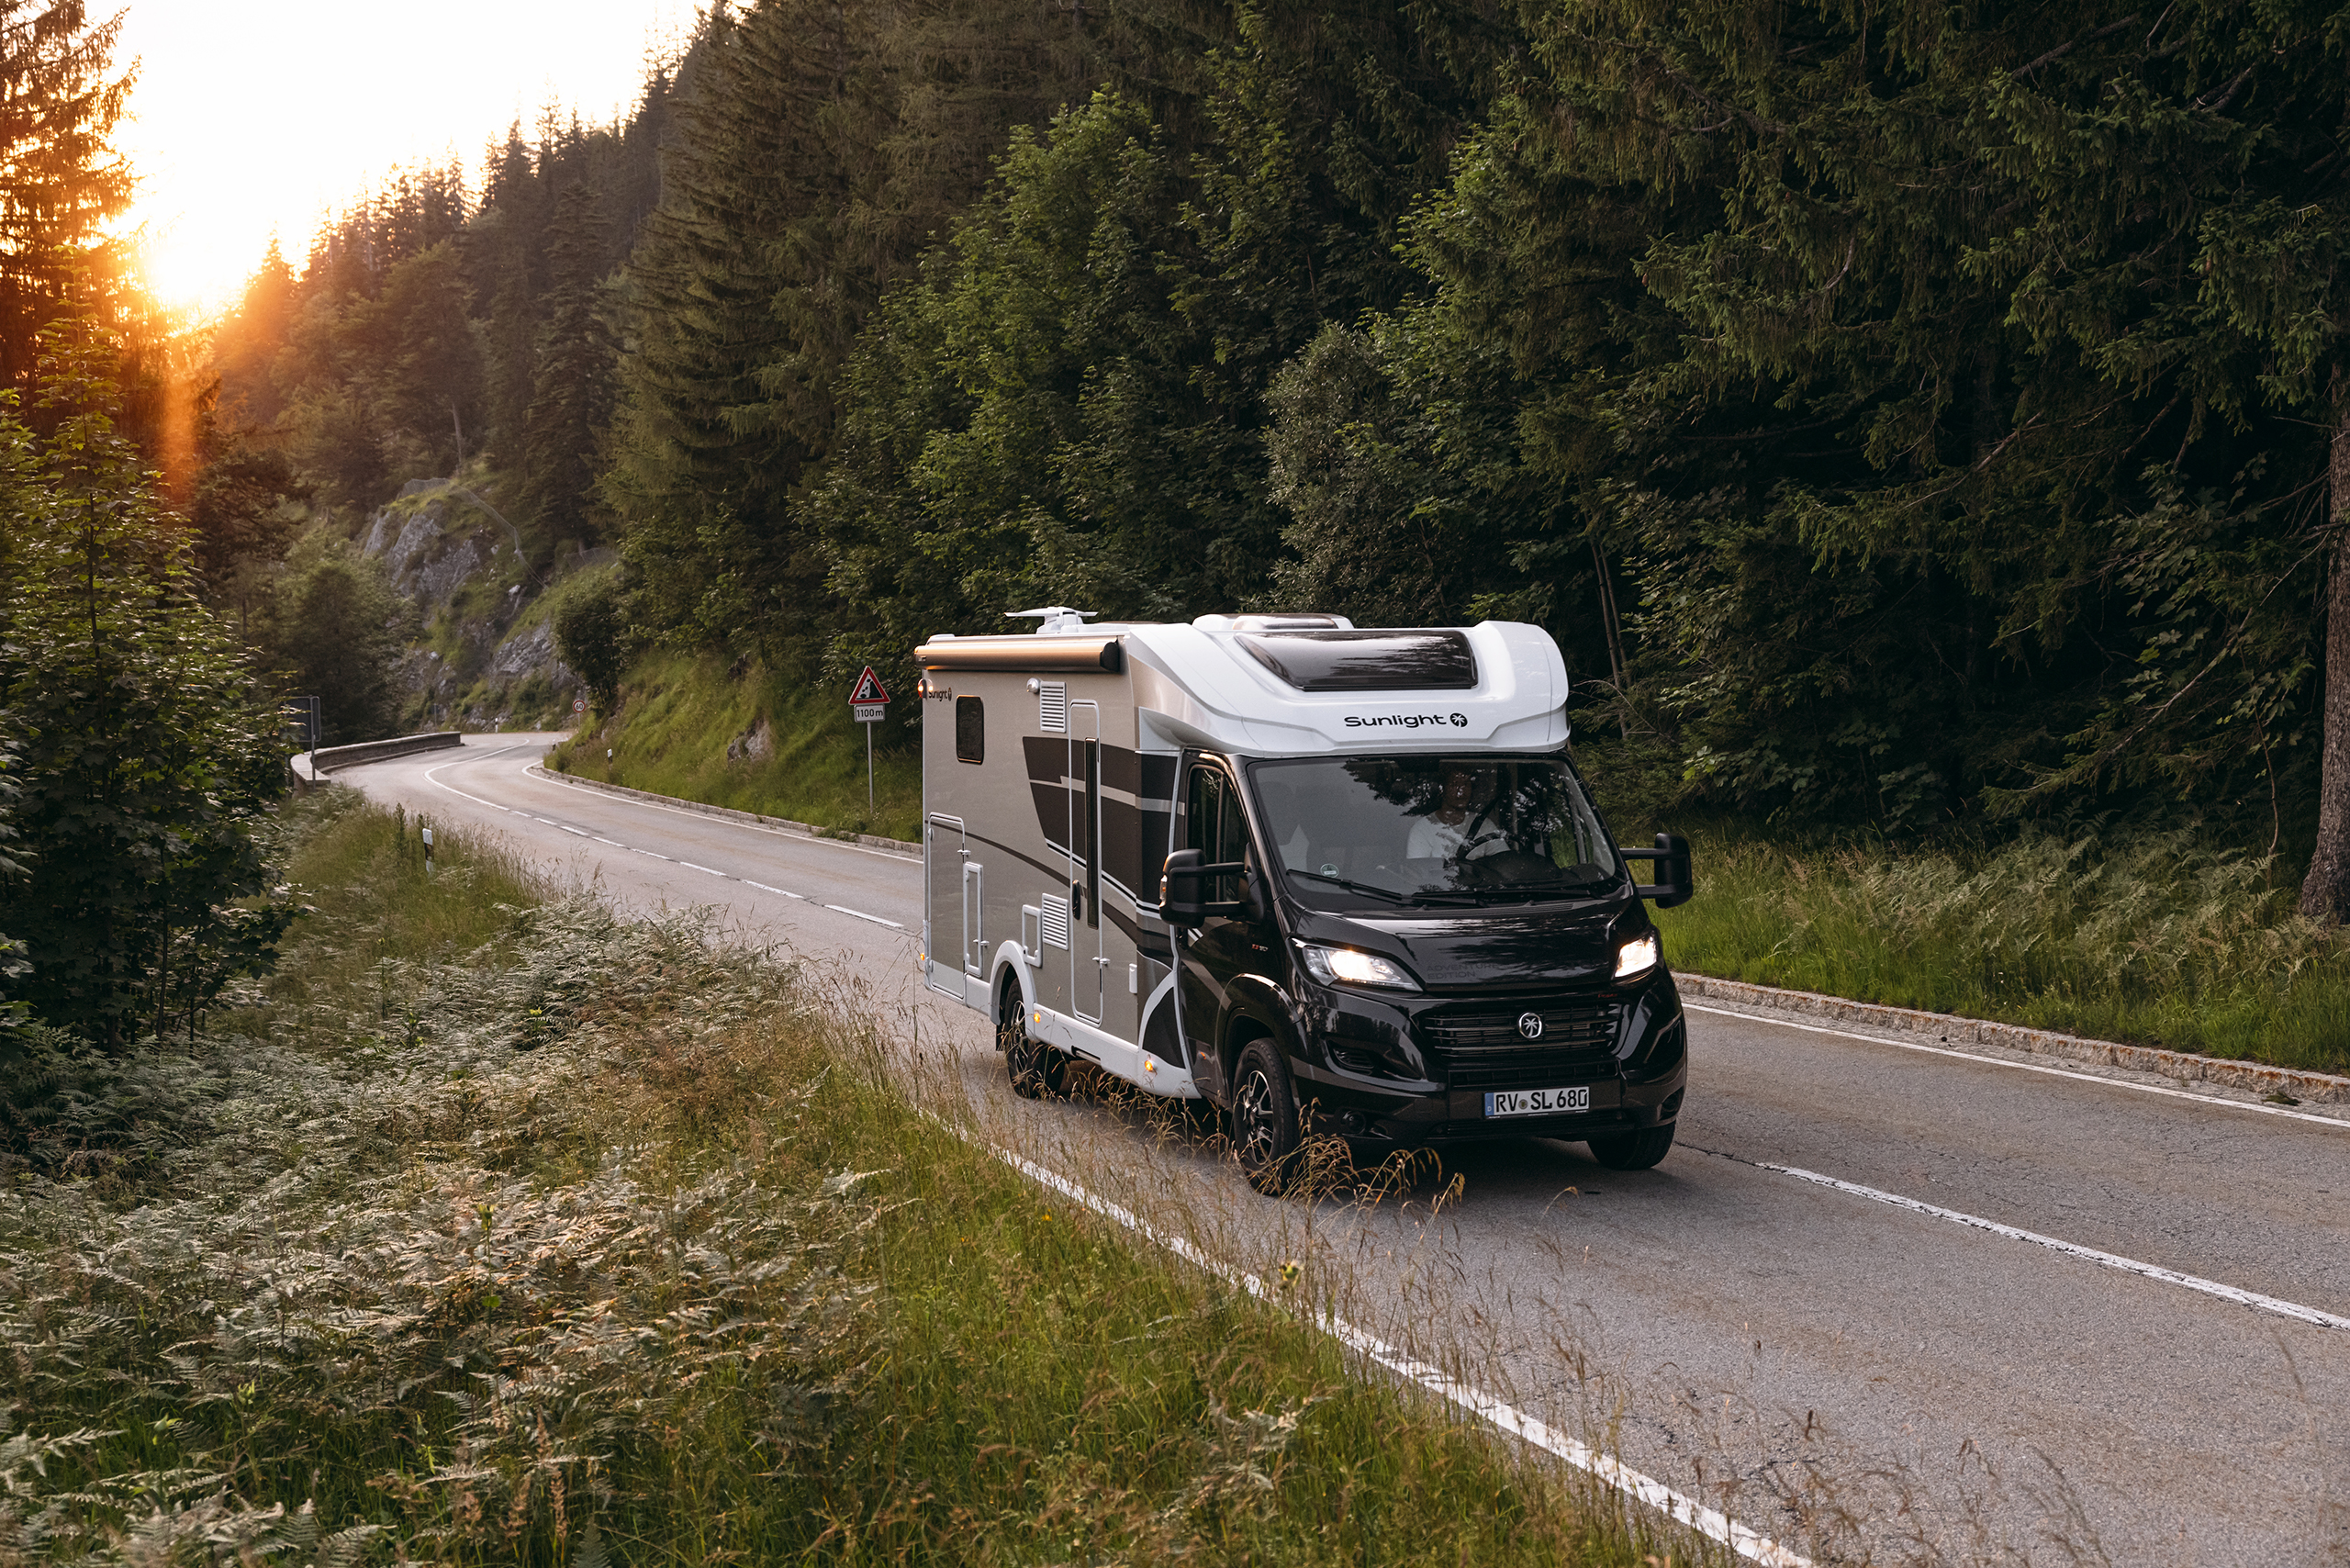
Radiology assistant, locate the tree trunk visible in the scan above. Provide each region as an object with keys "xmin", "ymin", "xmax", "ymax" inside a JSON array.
[{"xmin": 2300, "ymin": 375, "xmax": 2350, "ymax": 923}]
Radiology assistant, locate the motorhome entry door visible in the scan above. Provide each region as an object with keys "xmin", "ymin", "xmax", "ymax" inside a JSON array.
[
  {"xmin": 924, "ymin": 814, "xmax": 973, "ymax": 999},
  {"xmin": 1069, "ymin": 703, "xmax": 1106, "ymax": 1023}
]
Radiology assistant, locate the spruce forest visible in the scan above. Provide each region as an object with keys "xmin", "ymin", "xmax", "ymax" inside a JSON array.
[
  {"xmin": 203, "ymin": 0, "xmax": 2350, "ymax": 913},
  {"xmin": 7, "ymin": 0, "xmax": 2350, "ymax": 1058}
]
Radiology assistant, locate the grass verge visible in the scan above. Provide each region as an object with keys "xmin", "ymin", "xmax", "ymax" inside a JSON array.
[
  {"xmin": 0, "ymin": 789, "xmax": 1698, "ymax": 1565},
  {"xmin": 546, "ymin": 650, "xmax": 922, "ymax": 842},
  {"xmin": 1650, "ymin": 822, "xmax": 2350, "ymax": 1073}
]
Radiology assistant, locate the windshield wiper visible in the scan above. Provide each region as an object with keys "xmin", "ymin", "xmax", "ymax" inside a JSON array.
[{"xmin": 1285, "ymin": 868, "xmax": 1406, "ymax": 904}]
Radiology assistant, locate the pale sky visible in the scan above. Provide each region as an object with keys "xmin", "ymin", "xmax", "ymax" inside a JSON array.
[{"xmin": 114, "ymin": 1, "xmax": 697, "ymax": 319}]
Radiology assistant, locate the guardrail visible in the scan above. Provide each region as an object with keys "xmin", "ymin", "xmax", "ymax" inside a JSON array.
[{"xmin": 295, "ymin": 731, "xmax": 463, "ymax": 784}]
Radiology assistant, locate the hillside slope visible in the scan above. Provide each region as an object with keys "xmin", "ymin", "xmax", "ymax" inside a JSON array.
[
  {"xmin": 358, "ymin": 469, "xmax": 597, "ymax": 733},
  {"xmin": 548, "ymin": 650, "xmax": 921, "ymax": 841}
]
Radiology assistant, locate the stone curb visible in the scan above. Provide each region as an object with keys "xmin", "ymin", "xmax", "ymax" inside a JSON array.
[
  {"xmin": 526, "ymin": 764, "xmax": 921, "ymax": 860},
  {"xmin": 1678, "ymin": 973, "xmax": 2350, "ymax": 1107}
]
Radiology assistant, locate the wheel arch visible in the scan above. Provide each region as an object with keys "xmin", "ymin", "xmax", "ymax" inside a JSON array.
[{"xmin": 989, "ymin": 946, "xmax": 1036, "ymax": 1048}]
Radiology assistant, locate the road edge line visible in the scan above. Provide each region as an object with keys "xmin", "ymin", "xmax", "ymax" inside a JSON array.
[
  {"xmin": 1757, "ymin": 1160, "xmax": 2350, "ymax": 1331},
  {"xmin": 934, "ymin": 1116, "xmax": 1811, "ymax": 1566}
]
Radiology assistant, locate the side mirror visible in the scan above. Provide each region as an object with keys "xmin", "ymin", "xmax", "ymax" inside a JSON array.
[
  {"xmin": 1621, "ymin": 832, "xmax": 1694, "ymax": 909},
  {"xmin": 1160, "ymin": 848, "xmax": 1208, "ymax": 928}
]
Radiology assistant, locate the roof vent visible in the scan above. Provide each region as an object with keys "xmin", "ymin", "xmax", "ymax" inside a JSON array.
[
  {"xmin": 1010, "ymin": 605, "xmax": 1098, "ymax": 635},
  {"xmin": 1237, "ymin": 629, "xmax": 1478, "ymax": 692}
]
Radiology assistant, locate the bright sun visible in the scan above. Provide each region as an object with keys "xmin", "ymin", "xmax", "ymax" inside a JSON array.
[
  {"xmin": 120, "ymin": 214, "xmax": 265, "ymax": 325},
  {"xmin": 110, "ymin": 0, "xmax": 693, "ymax": 330}
]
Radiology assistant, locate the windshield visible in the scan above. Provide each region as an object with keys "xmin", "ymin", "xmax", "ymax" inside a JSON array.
[{"xmin": 1245, "ymin": 755, "xmax": 1627, "ymax": 908}]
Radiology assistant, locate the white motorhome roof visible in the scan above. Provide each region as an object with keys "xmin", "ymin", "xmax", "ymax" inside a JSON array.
[{"xmin": 919, "ymin": 619, "xmax": 1570, "ymax": 756}]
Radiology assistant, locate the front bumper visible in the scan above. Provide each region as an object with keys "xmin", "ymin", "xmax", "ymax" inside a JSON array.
[{"xmin": 1288, "ymin": 969, "xmax": 1689, "ymax": 1148}]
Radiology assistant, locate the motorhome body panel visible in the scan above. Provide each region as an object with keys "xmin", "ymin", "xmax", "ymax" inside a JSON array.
[{"xmin": 919, "ymin": 648, "xmax": 1186, "ymax": 1095}]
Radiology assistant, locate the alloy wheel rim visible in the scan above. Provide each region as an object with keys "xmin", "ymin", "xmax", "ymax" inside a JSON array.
[{"xmin": 1236, "ymin": 1069, "xmax": 1276, "ymax": 1161}]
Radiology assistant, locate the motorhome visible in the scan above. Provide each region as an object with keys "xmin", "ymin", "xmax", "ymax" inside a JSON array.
[{"xmin": 914, "ymin": 610, "xmax": 1693, "ymax": 1191}]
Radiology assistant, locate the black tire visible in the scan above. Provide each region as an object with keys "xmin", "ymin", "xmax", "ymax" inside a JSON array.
[
  {"xmin": 1230, "ymin": 1037, "xmax": 1304, "ymax": 1194},
  {"xmin": 1002, "ymin": 982, "xmax": 1067, "ymax": 1100},
  {"xmin": 1587, "ymin": 1122, "xmax": 1675, "ymax": 1170}
]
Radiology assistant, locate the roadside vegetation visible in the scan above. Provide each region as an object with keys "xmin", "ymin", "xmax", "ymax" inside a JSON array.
[
  {"xmin": 544, "ymin": 649, "xmax": 921, "ymax": 841},
  {"xmin": 1648, "ymin": 822, "xmax": 2350, "ymax": 1074},
  {"xmin": 0, "ymin": 789, "xmax": 1693, "ymax": 1565}
]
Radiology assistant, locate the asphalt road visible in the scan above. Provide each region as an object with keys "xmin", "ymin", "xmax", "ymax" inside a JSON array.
[{"xmin": 348, "ymin": 734, "xmax": 2350, "ymax": 1566}]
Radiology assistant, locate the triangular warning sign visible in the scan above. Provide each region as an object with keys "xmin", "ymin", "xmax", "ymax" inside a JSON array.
[{"xmin": 848, "ymin": 666, "xmax": 891, "ymax": 705}]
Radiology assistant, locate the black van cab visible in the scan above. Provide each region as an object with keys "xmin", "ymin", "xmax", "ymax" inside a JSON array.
[{"xmin": 1158, "ymin": 748, "xmax": 1692, "ymax": 1192}]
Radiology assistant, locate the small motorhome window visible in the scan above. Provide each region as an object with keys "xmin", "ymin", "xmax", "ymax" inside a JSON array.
[
  {"xmin": 1248, "ymin": 754, "xmax": 1624, "ymax": 909},
  {"xmin": 955, "ymin": 697, "xmax": 985, "ymax": 763},
  {"xmin": 1235, "ymin": 629, "xmax": 1477, "ymax": 691}
]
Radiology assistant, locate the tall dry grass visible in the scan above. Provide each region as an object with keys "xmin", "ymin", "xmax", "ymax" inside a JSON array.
[{"xmin": 0, "ymin": 789, "xmax": 1703, "ymax": 1566}]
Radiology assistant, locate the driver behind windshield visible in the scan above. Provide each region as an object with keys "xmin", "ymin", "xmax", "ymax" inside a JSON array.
[
  {"xmin": 1247, "ymin": 755, "xmax": 1621, "ymax": 906},
  {"xmin": 1404, "ymin": 764, "xmax": 1499, "ymax": 864}
]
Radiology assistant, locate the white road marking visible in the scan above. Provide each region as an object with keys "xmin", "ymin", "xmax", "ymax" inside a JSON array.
[
  {"xmin": 593, "ymin": 837, "xmax": 626, "ymax": 848},
  {"xmin": 1757, "ymin": 1160, "xmax": 2350, "ymax": 1331},
  {"xmin": 423, "ymin": 746, "xmax": 536, "ymax": 812},
  {"xmin": 559, "ymin": 824, "xmax": 590, "ymax": 836},
  {"xmin": 743, "ymin": 880, "xmax": 804, "ymax": 899},
  {"xmin": 958, "ymin": 1125, "xmax": 1808, "ymax": 1566},
  {"xmin": 679, "ymin": 862, "xmax": 727, "ymax": 877},
  {"xmin": 632, "ymin": 849, "xmax": 672, "ymax": 861},
  {"xmin": 536, "ymin": 817, "xmax": 559, "ymax": 825},
  {"xmin": 825, "ymin": 903, "xmax": 905, "ymax": 929},
  {"xmin": 1686, "ymin": 1002, "xmax": 2350, "ymax": 1130}
]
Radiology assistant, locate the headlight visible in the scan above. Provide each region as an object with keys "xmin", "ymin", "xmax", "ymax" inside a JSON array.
[
  {"xmin": 1615, "ymin": 932, "xmax": 1661, "ymax": 980},
  {"xmin": 1296, "ymin": 942, "xmax": 1422, "ymax": 992}
]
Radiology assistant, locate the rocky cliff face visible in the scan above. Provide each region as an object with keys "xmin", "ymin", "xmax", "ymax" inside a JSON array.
[{"xmin": 361, "ymin": 476, "xmax": 594, "ymax": 732}]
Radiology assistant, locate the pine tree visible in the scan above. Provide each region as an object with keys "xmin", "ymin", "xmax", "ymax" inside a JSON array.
[
  {"xmin": 1408, "ymin": 0, "xmax": 2347, "ymax": 838},
  {"xmin": 520, "ymin": 183, "xmax": 616, "ymax": 541},
  {"xmin": 609, "ymin": 0, "xmax": 1106, "ymax": 655},
  {"xmin": 0, "ymin": 327, "xmax": 295, "ymax": 1046},
  {"xmin": 211, "ymin": 240, "xmax": 298, "ymax": 427},
  {"xmin": 0, "ymin": 1, "xmax": 133, "ymax": 390}
]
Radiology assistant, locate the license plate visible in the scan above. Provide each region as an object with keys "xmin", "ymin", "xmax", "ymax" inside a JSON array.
[{"xmin": 1484, "ymin": 1085, "xmax": 1592, "ymax": 1118}]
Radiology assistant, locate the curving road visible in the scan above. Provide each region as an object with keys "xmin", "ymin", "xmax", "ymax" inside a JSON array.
[{"xmin": 348, "ymin": 735, "xmax": 2350, "ymax": 1566}]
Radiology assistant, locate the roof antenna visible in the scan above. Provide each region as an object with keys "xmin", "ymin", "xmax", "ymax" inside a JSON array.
[{"xmin": 1008, "ymin": 605, "xmax": 1098, "ymax": 635}]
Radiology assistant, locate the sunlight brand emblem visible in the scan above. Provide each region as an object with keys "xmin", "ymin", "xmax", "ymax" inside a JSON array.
[{"xmin": 1516, "ymin": 1012, "xmax": 1543, "ymax": 1040}]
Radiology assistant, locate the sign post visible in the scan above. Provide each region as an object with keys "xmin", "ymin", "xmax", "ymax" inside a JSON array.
[{"xmin": 848, "ymin": 666, "xmax": 891, "ymax": 816}]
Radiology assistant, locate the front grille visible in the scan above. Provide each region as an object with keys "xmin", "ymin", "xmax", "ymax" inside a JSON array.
[
  {"xmin": 1421, "ymin": 1002, "xmax": 1618, "ymax": 1091},
  {"xmin": 1421, "ymin": 1004, "xmax": 1615, "ymax": 1051}
]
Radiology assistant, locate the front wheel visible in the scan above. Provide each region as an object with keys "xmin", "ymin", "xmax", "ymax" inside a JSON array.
[
  {"xmin": 1002, "ymin": 984, "xmax": 1067, "ymax": 1100},
  {"xmin": 1230, "ymin": 1038, "xmax": 1304, "ymax": 1194},
  {"xmin": 1587, "ymin": 1122, "xmax": 1674, "ymax": 1170}
]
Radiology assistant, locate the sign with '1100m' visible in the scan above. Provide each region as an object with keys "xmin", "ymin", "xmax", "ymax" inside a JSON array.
[{"xmin": 849, "ymin": 666, "xmax": 890, "ymax": 722}]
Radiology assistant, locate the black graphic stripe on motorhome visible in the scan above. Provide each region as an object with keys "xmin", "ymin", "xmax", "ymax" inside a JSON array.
[
  {"xmin": 1024, "ymin": 739, "xmax": 1175, "ymax": 900},
  {"xmin": 962, "ymin": 828, "xmax": 1158, "ymax": 952},
  {"xmin": 962, "ymin": 830, "xmax": 1070, "ymax": 890}
]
